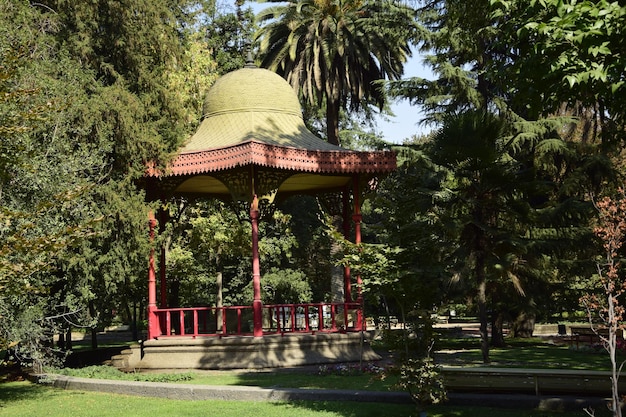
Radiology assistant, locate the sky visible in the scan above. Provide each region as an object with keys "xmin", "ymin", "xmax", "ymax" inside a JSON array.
[{"xmin": 373, "ymin": 53, "xmax": 434, "ymax": 143}]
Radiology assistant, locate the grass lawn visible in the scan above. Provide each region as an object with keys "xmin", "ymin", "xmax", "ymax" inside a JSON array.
[
  {"xmin": 433, "ymin": 338, "xmax": 624, "ymax": 371},
  {"xmin": 52, "ymin": 364, "xmax": 399, "ymax": 391},
  {"xmin": 50, "ymin": 336, "xmax": 623, "ymax": 392},
  {"xmin": 9, "ymin": 332, "xmax": 620, "ymax": 417},
  {"xmin": 0, "ymin": 381, "xmax": 611, "ymax": 417},
  {"xmin": 181, "ymin": 371, "xmax": 394, "ymax": 391}
]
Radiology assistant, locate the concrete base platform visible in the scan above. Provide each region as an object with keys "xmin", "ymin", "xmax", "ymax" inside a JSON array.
[{"xmin": 112, "ymin": 332, "xmax": 381, "ymax": 371}]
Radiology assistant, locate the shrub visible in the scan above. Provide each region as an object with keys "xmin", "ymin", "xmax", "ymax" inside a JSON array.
[{"xmin": 396, "ymin": 358, "xmax": 447, "ymax": 413}]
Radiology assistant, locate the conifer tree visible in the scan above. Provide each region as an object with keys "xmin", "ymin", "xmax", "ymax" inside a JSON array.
[
  {"xmin": 1, "ymin": 0, "xmax": 106, "ymax": 365},
  {"xmin": 0, "ymin": 0, "xmax": 218, "ymax": 361},
  {"xmin": 382, "ymin": 0, "xmax": 616, "ymax": 362}
]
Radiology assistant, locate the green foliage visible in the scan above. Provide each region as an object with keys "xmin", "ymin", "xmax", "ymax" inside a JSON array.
[
  {"xmin": 41, "ymin": 0, "xmax": 197, "ymax": 174},
  {"xmin": 53, "ymin": 365, "xmax": 194, "ymax": 383},
  {"xmin": 260, "ymin": 268, "xmax": 312, "ymax": 304},
  {"xmin": 0, "ymin": 1, "xmax": 98, "ymax": 366},
  {"xmin": 397, "ymin": 357, "xmax": 447, "ymax": 411},
  {"xmin": 164, "ymin": 200, "xmax": 250, "ymax": 306},
  {"xmin": 0, "ymin": 0, "xmax": 214, "ymax": 365},
  {"xmin": 0, "ymin": 48, "xmax": 48, "ymax": 189},
  {"xmin": 165, "ymin": 32, "xmax": 219, "ymax": 127},
  {"xmin": 373, "ymin": 108, "xmax": 604, "ymax": 359},
  {"xmin": 205, "ymin": 0, "xmax": 256, "ymax": 74},
  {"xmin": 491, "ymin": 0, "xmax": 626, "ymax": 142},
  {"xmin": 390, "ymin": 0, "xmax": 625, "ymax": 149},
  {"xmin": 2, "ymin": 304, "xmax": 60, "ymax": 371},
  {"xmin": 371, "ymin": 145, "xmax": 448, "ymax": 306},
  {"xmin": 412, "ymin": 111, "xmax": 532, "ymax": 359},
  {"xmin": 339, "ymin": 242, "xmax": 401, "ymax": 296},
  {"xmin": 163, "ymin": 199, "xmax": 319, "ymax": 307},
  {"xmin": 383, "ymin": 0, "xmax": 620, "ymax": 356},
  {"xmin": 385, "ymin": 0, "xmax": 494, "ymax": 121},
  {"xmin": 4, "ymin": 0, "xmax": 621, "ymax": 380}
]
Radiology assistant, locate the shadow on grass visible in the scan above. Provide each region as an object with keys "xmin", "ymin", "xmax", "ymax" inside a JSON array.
[
  {"xmin": 0, "ymin": 380, "xmax": 56, "ymax": 404},
  {"xmin": 273, "ymin": 400, "xmax": 415, "ymax": 417},
  {"xmin": 225, "ymin": 371, "xmax": 397, "ymax": 391},
  {"xmin": 283, "ymin": 400, "xmax": 611, "ymax": 417}
]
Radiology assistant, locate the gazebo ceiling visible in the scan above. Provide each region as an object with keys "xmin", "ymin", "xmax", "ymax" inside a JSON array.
[
  {"xmin": 173, "ymin": 172, "xmax": 354, "ymax": 199},
  {"xmin": 146, "ymin": 64, "xmax": 396, "ymax": 202}
]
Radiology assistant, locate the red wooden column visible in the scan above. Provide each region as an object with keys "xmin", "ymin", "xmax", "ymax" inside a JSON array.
[
  {"xmin": 251, "ymin": 195, "xmax": 263, "ymax": 337},
  {"xmin": 147, "ymin": 212, "xmax": 161, "ymax": 339},
  {"xmin": 159, "ymin": 206, "xmax": 168, "ymax": 308},
  {"xmin": 342, "ymin": 188, "xmax": 353, "ymax": 302},
  {"xmin": 352, "ymin": 177, "xmax": 364, "ymax": 330}
]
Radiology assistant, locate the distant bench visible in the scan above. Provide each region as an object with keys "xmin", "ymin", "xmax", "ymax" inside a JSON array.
[
  {"xmin": 365, "ymin": 316, "xmax": 400, "ymax": 329},
  {"xmin": 570, "ymin": 326, "xmax": 623, "ymax": 349},
  {"xmin": 378, "ymin": 316, "xmax": 399, "ymax": 328}
]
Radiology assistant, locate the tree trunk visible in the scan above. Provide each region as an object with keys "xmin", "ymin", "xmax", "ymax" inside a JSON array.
[
  {"xmin": 511, "ymin": 311, "xmax": 535, "ymax": 338},
  {"xmin": 168, "ymin": 279, "xmax": 181, "ymax": 335},
  {"xmin": 397, "ymin": 302, "xmax": 409, "ymax": 359},
  {"xmin": 139, "ymin": 299, "xmax": 144, "ymax": 337},
  {"xmin": 65, "ymin": 327, "xmax": 72, "ymax": 351},
  {"xmin": 88, "ymin": 300, "xmax": 98, "ymax": 350},
  {"xmin": 216, "ymin": 271, "xmax": 223, "ymax": 331},
  {"xmin": 330, "ymin": 215, "xmax": 345, "ymax": 328},
  {"xmin": 491, "ymin": 310, "xmax": 506, "ymax": 347},
  {"xmin": 330, "ymin": 214, "xmax": 345, "ymax": 302},
  {"xmin": 57, "ymin": 330, "xmax": 65, "ymax": 350},
  {"xmin": 168, "ymin": 279, "xmax": 180, "ymax": 308},
  {"xmin": 607, "ymin": 286, "xmax": 622, "ymax": 417},
  {"xmin": 124, "ymin": 301, "xmax": 138, "ymax": 341},
  {"xmin": 330, "ymin": 262, "xmax": 344, "ymax": 303},
  {"xmin": 326, "ymin": 98, "xmax": 340, "ymax": 146},
  {"xmin": 477, "ymin": 280, "xmax": 490, "ymax": 364},
  {"xmin": 131, "ymin": 301, "xmax": 138, "ymax": 341}
]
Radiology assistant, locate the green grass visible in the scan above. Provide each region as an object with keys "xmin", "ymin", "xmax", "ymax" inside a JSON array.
[
  {"xmin": 0, "ymin": 381, "xmax": 610, "ymax": 417},
  {"xmin": 433, "ymin": 338, "xmax": 624, "ymax": 371},
  {"xmin": 53, "ymin": 365, "xmax": 398, "ymax": 391},
  {"xmin": 51, "ymin": 336, "xmax": 622, "ymax": 393},
  {"xmin": 52, "ymin": 365, "xmax": 197, "ymax": 383},
  {"xmin": 175, "ymin": 371, "xmax": 394, "ymax": 391},
  {"xmin": 67, "ymin": 342, "xmax": 129, "ymax": 352},
  {"xmin": 5, "ymin": 335, "xmax": 619, "ymax": 417},
  {"xmin": 31, "ymin": 333, "xmax": 621, "ymax": 417}
]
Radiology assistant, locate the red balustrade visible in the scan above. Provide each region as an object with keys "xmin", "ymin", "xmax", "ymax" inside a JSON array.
[{"xmin": 152, "ymin": 302, "xmax": 363, "ymax": 338}]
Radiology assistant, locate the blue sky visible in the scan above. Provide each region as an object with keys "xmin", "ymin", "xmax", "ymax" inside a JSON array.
[{"xmin": 374, "ymin": 53, "xmax": 434, "ymax": 143}]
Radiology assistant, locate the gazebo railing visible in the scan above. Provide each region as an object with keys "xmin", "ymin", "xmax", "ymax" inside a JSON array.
[{"xmin": 152, "ymin": 302, "xmax": 362, "ymax": 338}]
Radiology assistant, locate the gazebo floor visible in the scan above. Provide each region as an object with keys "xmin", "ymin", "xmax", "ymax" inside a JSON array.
[{"xmin": 112, "ymin": 332, "xmax": 381, "ymax": 371}]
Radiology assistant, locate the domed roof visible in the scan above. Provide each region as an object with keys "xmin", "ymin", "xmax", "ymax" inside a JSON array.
[
  {"xmin": 180, "ymin": 66, "xmax": 343, "ymax": 153},
  {"xmin": 202, "ymin": 67, "xmax": 302, "ymax": 118}
]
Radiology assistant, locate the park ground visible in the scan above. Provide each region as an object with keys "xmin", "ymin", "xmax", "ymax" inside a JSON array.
[{"xmin": 1, "ymin": 322, "xmax": 623, "ymax": 416}]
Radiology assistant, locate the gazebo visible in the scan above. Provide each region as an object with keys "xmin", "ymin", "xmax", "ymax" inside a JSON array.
[{"xmin": 120, "ymin": 62, "xmax": 396, "ymax": 370}]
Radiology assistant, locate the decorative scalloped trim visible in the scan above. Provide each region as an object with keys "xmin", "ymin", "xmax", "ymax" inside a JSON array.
[{"xmin": 146, "ymin": 141, "xmax": 396, "ymax": 177}]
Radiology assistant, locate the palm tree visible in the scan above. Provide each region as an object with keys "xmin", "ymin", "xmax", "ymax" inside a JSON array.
[
  {"xmin": 427, "ymin": 110, "xmax": 530, "ymax": 363},
  {"xmin": 255, "ymin": 0, "xmax": 416, "ymax": 145}
]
